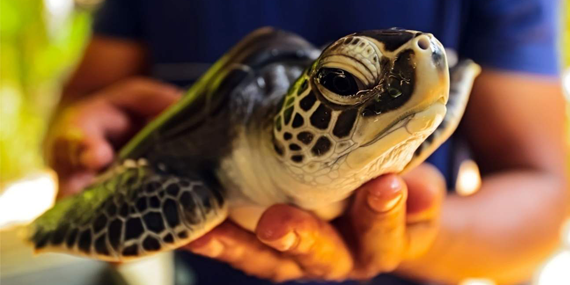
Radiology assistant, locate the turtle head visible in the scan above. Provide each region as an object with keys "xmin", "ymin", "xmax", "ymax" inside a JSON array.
[{"xmin": 272, "ymin": 29, "xmax": 449, "ymax": 187}]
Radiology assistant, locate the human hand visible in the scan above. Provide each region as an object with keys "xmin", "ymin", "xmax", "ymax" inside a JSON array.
[
  {"xmin": 185, "ymin": 163, "xmax": 446, "ymax": 282},
  {"xmin": 45, "ymin": 78, "xmax": 182, "ymax": 197}
]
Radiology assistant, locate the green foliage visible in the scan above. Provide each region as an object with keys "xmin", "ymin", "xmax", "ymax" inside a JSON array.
[
  {"xmin": 0, "ymin": 0, "xmax": 90, "ymax": 185},
  {"xmin": 561, "ymin": 0, "xmax": 570, "ymax": 68}
]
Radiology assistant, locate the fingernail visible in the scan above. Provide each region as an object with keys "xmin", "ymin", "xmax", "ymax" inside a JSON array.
[
  {"xmin": 259, "ymin": 231, "xmax": 299, "ymax": 252},
  {"xmin": 369, "ymin": 194, "xmax": 403, "ymax": 213},
  {"xmin": 191, "ymin": 238, "xmax": 224, "ymax": 258},
  {"xmin": 367, "ymin": 177, "xmax": 404, "ymax": 213}
]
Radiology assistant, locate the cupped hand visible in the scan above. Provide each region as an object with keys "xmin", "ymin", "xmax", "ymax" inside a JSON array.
[
  {"xmin": 45, "ymin": 78, "xmax": 182, "ymax": 197},
  {"xmin": 185, "ymin": 163, "xmax": 446, "ymax": 282}
]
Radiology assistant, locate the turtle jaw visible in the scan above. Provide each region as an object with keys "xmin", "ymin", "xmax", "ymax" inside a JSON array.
[
  {"xmin": 341, "ymin": 31, "xmax": 450, "ymax": 177},
  {"xmin": 351, "ymin": 31, "xmax": 450, "ymax": 146},
  {"xmin": 344, "ymin": 101, "xmax": 446, "ymax": 174}
]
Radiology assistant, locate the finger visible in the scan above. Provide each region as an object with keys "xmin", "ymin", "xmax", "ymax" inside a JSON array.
[
  {"xmin": 348, "ymin": 174, "xmax": 408, "ymax": 277},
  {"xmin": 47, "ymin": 100, "xmax": 128, "ymax": 172},
  {"xmin": 47, "ymin": 103, "xmax": 125, "ymax": 199},
  {"xmin": 104, "ymin": 78, "xmax": 183, "ymax": 118},
  {"xmin": 57, "ymin": 171, "xmax": 95, "ymax": 198},
  {"xmin": 72, "ymin": 99, "xmax": 133, "ymax": 145},
  {"xmin": 404, "ymin": 163, "xmax": 446, "ymax": 222},
  {"xmin": 65, "ymin": 105, "xmax": 117, "ymax": 171},
  {"xmin": 49, "ymin": 134, "xmax": 81, "ymax": 173},
  {"xmin": 78, "ymin": 134, "xmax": 115, "ymax": 171},
  {"xmin": 185, "ymin": 222, "xmax": 303, "ymax": 282},
  {"xmin": 256, "ymin": 204, "xmax": 353, "ymax": 280},
  {"xmin": 402, "ymin": 163, "xmax": 446, "ymax": 258}
]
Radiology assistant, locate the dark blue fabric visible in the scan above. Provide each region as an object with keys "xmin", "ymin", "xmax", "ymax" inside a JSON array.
[
  {"xmin": 93, "ymin": 0, "xmax": 560, "ymax": 78},
  {"xmin": 92, "ymin": 1, "xmax": 560, "ymax": 284}
]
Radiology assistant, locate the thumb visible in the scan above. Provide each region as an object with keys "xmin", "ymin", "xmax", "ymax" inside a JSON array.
[{"xmin": 348, "ymin": 174, "xmax": 408, "ymax": 276}]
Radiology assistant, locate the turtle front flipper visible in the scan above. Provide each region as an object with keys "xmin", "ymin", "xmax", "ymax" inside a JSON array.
[
  {"xmin": 403, "ymin": 59, "xmax": 481, "ymax": 173},
  {"xmin": 28, "ymin": 160, "xmax": 227, "ymax": 261}
]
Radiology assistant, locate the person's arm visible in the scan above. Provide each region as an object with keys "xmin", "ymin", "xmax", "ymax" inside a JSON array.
[
  {"xmin": 46, "ymin": 36, "xmax": 182, "ymax": 196},
  {"xmin": 60, "ymin": 36, "xmax": 148, "ymax": 104},
  {"xmin": 397, "ymin": 70, "xmax": 570, "ymax": 284}
]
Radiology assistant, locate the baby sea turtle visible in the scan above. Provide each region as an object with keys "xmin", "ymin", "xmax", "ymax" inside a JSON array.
[{"xmin": 29, "ymin": 28, "xmax": 480, "ymax": 261}]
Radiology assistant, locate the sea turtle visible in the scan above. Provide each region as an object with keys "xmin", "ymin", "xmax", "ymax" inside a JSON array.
[{"xmin": 28, "ymin": 28, "xmax": 481, "ymax": 261}]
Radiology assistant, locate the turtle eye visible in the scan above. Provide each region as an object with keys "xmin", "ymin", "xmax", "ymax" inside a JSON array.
[{"xmin": 317, "ymin": 68, "xmax": 362, "ymax": 96}]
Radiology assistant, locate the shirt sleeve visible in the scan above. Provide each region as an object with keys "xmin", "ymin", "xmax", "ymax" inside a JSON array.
[
  {"xmin": 460, "ymin": 0, "xmax": 560, "ymax": 75},
  {"xmin": 92, "ymin": 0, "xmax": 143, "ymax": 40}
]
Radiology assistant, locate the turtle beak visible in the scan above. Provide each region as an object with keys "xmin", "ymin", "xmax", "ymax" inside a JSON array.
[
  {"xmin": 432, "ymin": 44, "xmax": 445, "ymax": 70},
  {"xmin": 414, "ymin": 33, "xmax": 446, "ymax": 70},
  {"xmin": 412, "ymin": 33, "xmax": 449, "ymax": 105},
  {"xmin": 348, "ymin": 30, "xmax": 450, "ymax": 147}
]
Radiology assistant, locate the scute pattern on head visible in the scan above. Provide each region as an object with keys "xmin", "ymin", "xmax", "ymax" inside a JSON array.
[
  {"xmin": 272, "ymin": 67, "xmax": 360, "ymax": 185},
  {"xmin": 271, "ymin": 29, "xmax": 449, "ymax": 188}
]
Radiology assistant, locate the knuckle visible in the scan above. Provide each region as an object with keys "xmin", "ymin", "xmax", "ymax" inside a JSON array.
[
  {"xmin": 322, "ymin": 268, "xmax": 351, "ymax": 281},
  {"xmin": 189, "ymin": 239, "xmax": 226, "ymax": 259},
  {"xmin": 354, "ymin": 264, "xmax": 395, "ymax": 280},
  {"xmin": 357, "ymin": 249, "xmax": 403, "ymax": 276},
  {"xmin": 265, "ymin": 204, "xmax": 297, "ymax": 217},
  {"xmin": 270, "ymin": 263, "xmax": 303, "ymax": 283},
  {"xmin": 372, "ymin": 259, "xmax": 400, "ymax": 273},
  {"xmin": 353, "ymin": 269, "xmax": 381, "ymax": 281}
]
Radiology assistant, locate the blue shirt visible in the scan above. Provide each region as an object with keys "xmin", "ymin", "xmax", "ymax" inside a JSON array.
[{"xmin": 93, "ymin": 1, "xmax": 560, "ymax": 284}]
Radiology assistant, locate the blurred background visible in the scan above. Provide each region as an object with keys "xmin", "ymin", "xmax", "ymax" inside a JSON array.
[{"xmin": 0, "ymin": 1, "xmax": 569, "ymax": 285}]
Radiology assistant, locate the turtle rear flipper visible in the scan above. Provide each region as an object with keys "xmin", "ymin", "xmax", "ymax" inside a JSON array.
[{"xmin": 28, "ymin": 160, "xmax": 227, "ymax": 261}]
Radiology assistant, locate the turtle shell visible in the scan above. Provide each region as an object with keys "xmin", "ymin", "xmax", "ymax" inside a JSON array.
[{"xmin": 119, "ymin": 28, "xmax": 319, "ymax": 175}]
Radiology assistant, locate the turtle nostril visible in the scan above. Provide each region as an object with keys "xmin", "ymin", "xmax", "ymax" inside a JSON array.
[{"xmin": 417, "ymin": 37, "xmax": 430, "ymax": 50}]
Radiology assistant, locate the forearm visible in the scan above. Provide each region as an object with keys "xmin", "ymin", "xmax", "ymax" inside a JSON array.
[
  {"xmin": 398, "ymin": 169, "xmax": 569, "ymax": 284},
  {"xmin": 60, "ymin": 36, "xmax": 147, "ymax": 105}
]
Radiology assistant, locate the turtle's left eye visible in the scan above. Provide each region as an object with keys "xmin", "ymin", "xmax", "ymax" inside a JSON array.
[{"xmin": 317, "ymin": 68, "xmax": 363, "ymax": 96}]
